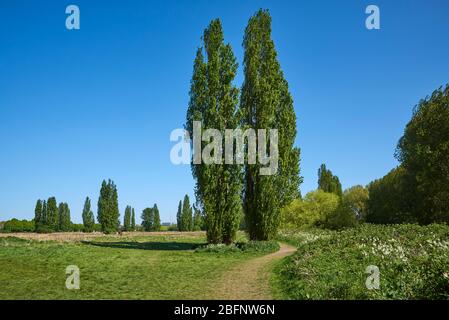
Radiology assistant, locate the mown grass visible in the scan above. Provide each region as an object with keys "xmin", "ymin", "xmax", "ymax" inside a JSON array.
[
  {"xmin": 272, "ymin": 224, "xmax": 449, "ymax": 300},
  {"xmin": 0, "ymin": 233, "xmax": 271, "ymax": 299}
]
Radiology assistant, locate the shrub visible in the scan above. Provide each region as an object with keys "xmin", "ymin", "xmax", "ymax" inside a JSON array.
[
  {"xmin": 195, "ymin": 240, "xmax": 280, "ymax": 254},
  {"xmin": 281, "ymin": 190, "xmax": 340, "ymax": 229},
  {"xmin": 2, "ymin": 219, "xmax": 34, "ymax": 232}
]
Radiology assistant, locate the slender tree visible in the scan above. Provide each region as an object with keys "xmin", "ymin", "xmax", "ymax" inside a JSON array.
[
  {"xmin": 58, "ymin": 202, "xmax": 71, "ymax": 231},
  {"xmin": 241, "ymin": 9, "xmax": 301, "ymax": 240},
  {"xmin": 97, "ymin": 179, "xmax": 120, "ymax": 233},
  {"xmin": 186, "ymin": 19, "xmax": 242, "ymax": 243},
  {"xmin": 46, "ymin": 197, "xmax": 59, "ymax": 231},
  {"xmin": 153, "ymin": 204, "xmax": 161, "ymax": 231},
  {"xmin": 82, "ymin": 197, "xmax": 95, "ymax": 232},
  {"xmin": 34, "ymin": 199, "xmax": 43, "ymax": 232},
  {"xmin": 123, "ymin": 206, "xmax": 132, "ymax": 231},
  {"xmin": 41, "ymin": 200, "xmax": 47, "ymax": 226},
  {"xmin": 176, "ymin": 200, "xmax": 182, "ymax": 231},
  {"xmin": 131, "ymin": 208, "xmax": 136, "ymax": 231},
  {"xmin": 181, "ymin": 195, "xmax": 193, "ymax": 231}
]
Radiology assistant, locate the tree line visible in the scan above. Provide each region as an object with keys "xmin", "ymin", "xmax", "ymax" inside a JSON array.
[
  {"xmin": 282, "ymin": 85, "xmax": 449, "ymax": 230},
  {"xmin": 186, "ymin": 9, "xmax": 301, "ymax": 244}
]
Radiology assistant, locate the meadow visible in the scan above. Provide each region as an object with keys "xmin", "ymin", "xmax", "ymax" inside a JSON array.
[{"xmin": 0, "ymin": 232, "xmax": 277, "ymax": 300}]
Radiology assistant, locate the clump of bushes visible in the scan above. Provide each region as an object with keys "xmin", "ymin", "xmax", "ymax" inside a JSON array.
[
  {"xmin": 1, "ymin": 219, "xmax": 35, "ymax": 232},
  {"xmin": 195, "ymin": 240, "xmax": 280, "ymax": 254},
  {"xmin": 281, "ymin": 189, "xmax": 359, "ymax": 231}
]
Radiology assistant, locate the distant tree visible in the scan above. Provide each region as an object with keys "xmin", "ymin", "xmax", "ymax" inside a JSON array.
[
  {"xmin": 46, "ymin": 197, "xmax": 59, "ymax": 231},
  {"xmin": 131, "ymin": 208, "xmax": 136, "ymax": 231},
  {"xmin": 396, "ymin": 85, "xmax": 449, "ymax": 224},
  {"xmin": 342, "ymin": 185, "xmax": 369, "ymax": 220},
  {"xmin": 193, "ymin": 204, "xmax": 204, "ymax": 231},
  {"xmin": 176, "ymin": 200, "xmax": 182, "ymax": 231},
  {"xmin": 241, "ymin": 10, "xmax": 302, "ymax": 241},
  {"xmin": 34, "ymin": 199, "xmax": 43, "ymax": 232},
  {"xmin": 58, "ymin": 202, "xmax": 71, "ymax": 231},
  {"xmin": 141, "ymin": 208, "xmax": 154, "ymax": 231},
  {"xmin": 97, "ymin": 179, "xmax": 120, "ymax": 233},
  {"xmin": 123, "ymin": 206, "xmax": 132, "ymax": 231},
  {"xmin": 153, "ymin": 204, "xmax": 161, "ymax": 231},
  {"xmin": 318, "ymin": 164, "xmax": 342, "ymax": 197},
  {"xmin": 82, "ymin": 197, "xmax": 95, "ymax": 232},
  {"xmin": 181, "ymin": 195, "xmax": 193, "ymax": 231}
]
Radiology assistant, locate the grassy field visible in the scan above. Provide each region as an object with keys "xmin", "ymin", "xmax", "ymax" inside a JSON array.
[
  {"xmin": 273, "ymin": 224, "xmax": 449, "ymax": 299},
  {"xmin": 0, "ymin": 232, "xmax": 273, "ymax": 300}
]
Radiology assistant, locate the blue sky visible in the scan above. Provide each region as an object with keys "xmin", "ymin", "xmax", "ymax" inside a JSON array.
[{"xmin": 1, "ymin": 0, "xmax": 448, "ymax": 223}]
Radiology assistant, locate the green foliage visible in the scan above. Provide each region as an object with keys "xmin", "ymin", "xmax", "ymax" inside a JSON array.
[
  {"xmin": 241, "ymin": 9, "xmax": 301, "ymax": 241},
  {"xmin": 186, "ymin": 19, "xmax": 242, "ymax": 244},
  {"xmin": 123, "ymin": 206, "xmax": 132, "ymax": 231},
  {"xmin": 141, "ymin": 207, "xmax": 154, "ymax": 231},
  {"xmin": 281, "ymin": 190, "xmax": 340, "ymax": 229},
  {"xmin": 2, "ymin": 219, "xmax": 34, "ymax": 232},
  {"xmin": 153, "ymin": 204, "xmax": 161, "ymax": 231},
  {"xmin": 318, "ymin": 164, "xmax": 342, "ymax": 197},
  {"xmin": 46, "ymin": 197, "xmax": 59, "ymax": 232},
  {"xmin": 131, "ymin": 208, "xmax": 136, "ymax": 231},
  {"xmin": 82, "ymin": 197, "xmax": 95, "ymax": 232},
  {"xmin": 97, "ymin": 180, "xmax": 120, "ymax": 234},
  {"xmin": 366, "ymin": 166, "xmax": 413, "ymax": 224},
  {"xmin": 396, "ymin": 85, "xmax": 449, "ymax": 224},
  {"xmin": 324, "ymin": 202, "xmax": 358, "ymax": 230},
  {"xmin": 34, "ymin": 200, "xmax": 43, "ymax": 232},
  {"xmin": 176, "ymin": 200, "xmax": 182, "ymax": 231},
  {"xmin": 193, "ymin": 205, "xmax": 205, "ymax": 231},
  {"xmin": 196, "ymin": 240, "xmax": 279, "ymax": 254},
  {"xmin": 58, "ymin": 202, "xmax": 71, "ymax": 232},
  {"xmin": 180, "ymin": 195, "xmax": 193, "ymax": 232},
  {"xmin": 274, "ymin": 224, "xmax": 449, "ymax": 299},
  {"xmin": 342, "ymin": 185, "xmax": 369, "ymax": 221}
]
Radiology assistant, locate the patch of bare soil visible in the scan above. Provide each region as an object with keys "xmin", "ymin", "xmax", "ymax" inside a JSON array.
[{"xmin": 211, "ymin": 243, "xmax": 296, "ymax": 300}]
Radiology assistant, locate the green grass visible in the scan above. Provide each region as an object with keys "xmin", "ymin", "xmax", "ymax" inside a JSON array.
[
  {"xmin": 273, "ymin": 224, "xmax": 449, "ymax": 300},
  {"xmin": 0, "ymin": 233, "xmax": 268, "ymax": 299}
]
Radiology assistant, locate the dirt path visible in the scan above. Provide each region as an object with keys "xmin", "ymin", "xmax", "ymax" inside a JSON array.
[{"xmin": 211, "ymin": 243, "xmax": 296, "ymax": 300}]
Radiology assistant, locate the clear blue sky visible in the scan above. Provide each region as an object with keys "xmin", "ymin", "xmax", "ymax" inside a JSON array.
[{"xmin": 1, "ymin": 0, "xmax": 448, "ymax": 223}]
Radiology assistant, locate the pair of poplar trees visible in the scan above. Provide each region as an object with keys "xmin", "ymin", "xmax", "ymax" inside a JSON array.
[{"xmin": 186, "ymin": 10, "xmax": 301, "ymax": 244}]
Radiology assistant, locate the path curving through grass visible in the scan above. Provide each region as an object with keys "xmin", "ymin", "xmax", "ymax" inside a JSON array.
[{"xmin": 211, "ymin": 243, "xmax": 296, "ymax": 300}]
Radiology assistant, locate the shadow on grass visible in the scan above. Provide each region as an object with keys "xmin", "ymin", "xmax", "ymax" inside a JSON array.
[{"xmin": 82, "ymin": 240, "xmax": 203, "ymax": 251}]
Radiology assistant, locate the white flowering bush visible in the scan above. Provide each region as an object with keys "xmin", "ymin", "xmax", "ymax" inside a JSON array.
[{"xmin": 275, "ymin": 224, "xmax": 449, "ymax": 299}]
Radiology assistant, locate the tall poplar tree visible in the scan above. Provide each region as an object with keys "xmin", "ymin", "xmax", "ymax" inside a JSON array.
[
  {"xmin": 131, "ymin": 208, "xmax": 136, "ymax": 231},
  {"xmin": 181, "ymin": 194, "xmax": 193, "ymax": 231},
  {"xmin": 123, "ymin": 206, "xmax": 132, "ymax": 231},
  {"xmin": 153, "ymin": 204, "xmax": 161, "ymax": 231},
  {"xmin": 176, "ymin": 200, "xmax": 182, "ymax": 231},
  {"xmin": 97, "ymin": 179, "xmax": 120, "ymax": 233},
  {"xmin": 186, "ymin": 19, "xmax": 242, "ymax": 243},
  {"xmin": 82, "ymin": 197, "xmax": 95, "ymax": 232},
  {"xmin": 58, "ymin": 202, "xmax": 71, "ymax": 231},
  {"xmin": 46, "ymin": 197, "xmax": 59, "ymax": 232},
  {"xmin": 241, "ymin": 9, "xmax": 301, "ymax": 240},
  {"xmin": 34, "ymin": 199, "xmax": 43, "ymax": 232}
]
